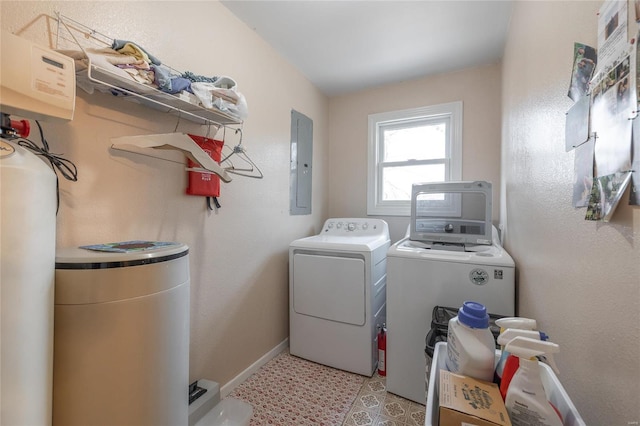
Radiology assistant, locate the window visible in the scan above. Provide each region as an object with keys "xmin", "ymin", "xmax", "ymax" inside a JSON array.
[{"xmin": 367, "ymin": 101, "xmax": 462, "ymax": 216}]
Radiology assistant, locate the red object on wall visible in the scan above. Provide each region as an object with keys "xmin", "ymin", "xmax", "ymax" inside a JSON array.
[
  {"xmin": 10, "ymin": 119, "xmax": 30, "ymax": 138},
  {"xmin": 185, "ymin": 135, "xmax": 224, "ymax": 199},
  {"xmin": 378, "ymin": 324, "xmax": 386, "ymax": 376}
]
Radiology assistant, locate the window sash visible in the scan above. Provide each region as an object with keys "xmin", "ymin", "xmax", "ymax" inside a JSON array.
[
  {"xmin": 378, "ymin": 116, "xmax": 450, "ymax": 163},
  {"xmin": 367, "ymin": 101, "xmax": 462, "ymax": 216},
  {"xmin": 378, "ymin": 160, "xmax": 449, "ymax": 202}
]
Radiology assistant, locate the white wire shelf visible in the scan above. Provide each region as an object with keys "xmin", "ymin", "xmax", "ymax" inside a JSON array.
[{"xmin": 56, "ymin": 13, "xmax": 243, "ymax": 127}]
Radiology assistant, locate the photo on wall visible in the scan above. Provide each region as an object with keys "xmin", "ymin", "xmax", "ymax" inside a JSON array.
[
  {"xmin": 597, "ymin": 0, "xmax": 628, "ymax": 71},
  {"xmin": 585, "ymin": 171, "xmax": 632, "ymax": 221},
  {"xmin": 573, "ymin": 139, "xmax": 595, "ymax": 208},
  {"xmin": 590, "ymin": 50, "xmax": 634, "ymax": 178},
  {"xmin": 565, "ymin": 94, "xmax": 591, "ymax": 151},
  {"xmin": 568, "ymin": 43, "xmax": 597, "ymax": 102}
]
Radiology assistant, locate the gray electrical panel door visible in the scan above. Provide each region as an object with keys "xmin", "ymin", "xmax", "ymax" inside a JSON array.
[{"xmin": 290, "ymin": 110, "xmax": 313, "ymax": 215}]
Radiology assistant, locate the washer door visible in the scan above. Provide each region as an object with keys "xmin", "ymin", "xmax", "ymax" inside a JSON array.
[{"xmin": 292, "ymin": 253, "xmax": 365, "ymax": 325}]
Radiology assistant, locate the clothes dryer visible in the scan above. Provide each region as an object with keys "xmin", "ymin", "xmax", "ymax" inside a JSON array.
[{"xmin": 289, "ymin": 218, "xmax": 390, "ymax": 376}]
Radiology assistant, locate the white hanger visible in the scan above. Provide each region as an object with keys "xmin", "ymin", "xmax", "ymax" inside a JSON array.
[
  {"xmin": 110, "ymin": 132, "xmax": 232, "ymax": 182},
  {"xmin": 220, "ymin": 128, "xmax": 263, "ymax": 179}
]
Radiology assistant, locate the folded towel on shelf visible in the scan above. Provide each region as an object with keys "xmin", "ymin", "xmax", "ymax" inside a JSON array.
[
  {"xmin": 152, "ymin": 65, "xmax": 194, "ymax": 94},
  {"xmin": 58, "ymin": 47, "xmax": 143, "ymax": 79},
  {"xmin": 121, "ymin": 67, "xmax": 155, "ymax": 85},
  {"xmin": 176, "ymin": 90, "xmax": 200, "ymax": 105},
  {"xmin": 112, "ymin": 39, "xmax": 162, "ymax": 65},
  {"xmin": 115, "ymin": 42, "xmax": 152, "ymax": 64}
]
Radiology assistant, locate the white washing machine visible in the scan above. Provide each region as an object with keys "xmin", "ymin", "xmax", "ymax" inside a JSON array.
[
  {"xmin": 385, "ymin": 181, "xmax": 515, "ymax": 404},
  {"xmin": 289, "ymin": 218, "xmax": 390, "ymax": 376}
]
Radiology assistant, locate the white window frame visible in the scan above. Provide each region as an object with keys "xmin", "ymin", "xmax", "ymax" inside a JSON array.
[{"xmin": 367, "ymin": 101, "xmax": 463, "ymax": 216}]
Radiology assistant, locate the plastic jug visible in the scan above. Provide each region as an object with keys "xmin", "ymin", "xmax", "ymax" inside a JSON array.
[{"xmin": 445, "ymin": 301, "xmax": 495, "ymax": 382}]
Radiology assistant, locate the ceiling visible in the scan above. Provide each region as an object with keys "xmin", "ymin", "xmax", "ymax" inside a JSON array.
[{"xmin": 221, "ymin": 1, "xmax": 513, "ymax": 97}]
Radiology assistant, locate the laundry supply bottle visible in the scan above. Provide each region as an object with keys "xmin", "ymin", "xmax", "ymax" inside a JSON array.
[
  {"xmin": 495, "ymin": 317, "xmax": 537, "ymax": 332},
  {"xmin": 494, "ymin": 317, "xmax": 537, "ymax": 384},
  {"xmin": 503, "ymin": 336, "xmax": 562, "ymax": 426},
  {"xmin": 445, "ymin": 301, "xmax": 495, "ymax": 382},
  {"xmin": 496, "ymin": 328, "xmax": 549, "ymax": 395}
]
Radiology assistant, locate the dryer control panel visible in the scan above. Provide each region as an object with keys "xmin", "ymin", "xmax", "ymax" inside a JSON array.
[{"xmin": 322, "ymin": 218, "xmax": 388, "ymax": 237}]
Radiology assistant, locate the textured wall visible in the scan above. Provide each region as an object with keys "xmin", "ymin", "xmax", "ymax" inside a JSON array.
[
  {"xmin": 328, "ymin": 63, "xmax": 503, "ymax": 243},
  {"xmin": 501, "ymin": 1, "xmax": 640, "ymax": 424},
  {"xmin": 1, "ymin": 1, "xmax": 329, "ymax": 388}
]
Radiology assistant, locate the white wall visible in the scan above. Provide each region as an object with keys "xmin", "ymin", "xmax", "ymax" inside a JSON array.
[
  {"xmin": 328, "ymin": 63, "xmax": 503, "ymax": 243},
  {"xmin": 1, "ymin": 1, "xmax": 329, "ymax": 387},
  {"xmin": 501, "ymin": 2, "xmax": 640, "ymax": 424}
]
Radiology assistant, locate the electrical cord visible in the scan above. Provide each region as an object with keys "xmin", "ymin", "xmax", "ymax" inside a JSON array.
[{"xmin": 16, "ymin": 121, "xmax": 78, "ymax": 213}]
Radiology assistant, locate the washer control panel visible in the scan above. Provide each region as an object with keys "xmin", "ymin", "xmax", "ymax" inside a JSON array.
[{"xmin": 322, "ymin": 218, "xmax": 387, "ymax": 237}]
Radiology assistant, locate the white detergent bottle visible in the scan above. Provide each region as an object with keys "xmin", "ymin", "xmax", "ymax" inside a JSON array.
[
  {"xmin": 445, "ymin": 301, "xmax": 495, "ymax": 382},
  {"xmin": 504, "ymin": 336, "xmax": 562, "ymax": 426},
  {"xmin": 494, "ymin": 318, "xmax": 538, "ymax": 384}
]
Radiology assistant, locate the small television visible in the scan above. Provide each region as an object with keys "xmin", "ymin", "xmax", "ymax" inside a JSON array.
[{"xmin": 410, "ymin": 181, "xmax": 492, "ymax": 246}]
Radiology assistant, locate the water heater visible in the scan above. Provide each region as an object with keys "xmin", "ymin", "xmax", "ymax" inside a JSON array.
[
  {"xmin": 0, "ymin": 30, "xmax": 75, "ymax": 426},
  {"xmin": 0, "ymin": 139, "xmax": 58, "ymax": 425}
]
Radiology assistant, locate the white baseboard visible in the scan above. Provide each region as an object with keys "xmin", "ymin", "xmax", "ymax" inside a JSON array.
[{"xmin": 220, "ymin": 338, "xmax": 289, "ymax": 397}]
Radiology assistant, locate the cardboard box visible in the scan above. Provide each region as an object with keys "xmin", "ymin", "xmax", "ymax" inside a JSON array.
[{"xmin": 439, "ymin": 370, "xmax": 511, "ymax": 426}]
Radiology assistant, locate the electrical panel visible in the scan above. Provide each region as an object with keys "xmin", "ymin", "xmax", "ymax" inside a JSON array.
[{"xmin": 290, "ymin": 110, "xmax": 313, "ymax": 215}]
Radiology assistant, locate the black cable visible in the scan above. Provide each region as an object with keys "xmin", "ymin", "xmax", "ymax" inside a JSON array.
[
  {"xmin": 206, "ymin": 196, "xmax": 221, "ymax": 211},
  {"xmin": 16, "ymin": 121, "xmax": 78, "ymax": 213}
]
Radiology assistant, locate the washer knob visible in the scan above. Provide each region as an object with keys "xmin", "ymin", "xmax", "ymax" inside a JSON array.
[
  {"xmin": 444, "ymin": 223, "xmax": 454, "ymax": 233},
  {"xmin": 347, "ymin": 223, "xmax": 356, "ymax": 231},
  {"xmin": 362, "ymin": 223, "xmax": 369, "ymax": 230}
]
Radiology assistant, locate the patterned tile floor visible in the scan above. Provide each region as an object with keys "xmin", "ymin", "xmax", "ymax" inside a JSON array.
[
  {"xmin": 231, "ymin": 350, "xmax": 364, "ymax": 425},
  {"xmin": 343, "ymin": 372, "xmax": 425, "ymax": 426},
  {"xmin": 229, "ymin": 349, "xmax": 425, "ymax": 426}
]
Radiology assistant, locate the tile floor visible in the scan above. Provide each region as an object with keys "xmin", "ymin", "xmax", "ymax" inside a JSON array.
[
  {"xmin": 229, "ymin": 349, "xmax": 425, "ymax": 426},
  {"xmin": 343, "ymin": 372, "xmax": 425, "ymax": 426},
  {"xmin": 230, "ymin": 350, "xmax": 365, "ymax": 425}
]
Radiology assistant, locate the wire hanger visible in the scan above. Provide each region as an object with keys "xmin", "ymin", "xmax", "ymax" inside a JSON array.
[{"xmin": 220, "ymin": 128, "xmax": 263, "ymax": 179}]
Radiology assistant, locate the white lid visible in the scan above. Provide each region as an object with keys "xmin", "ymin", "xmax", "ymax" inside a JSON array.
[
  {"xmin": 410, "ymin": 181, "xmax": 493, "ymax": 245},
  {"xmin": 56, "ymin": 241, "xmax": 188, "ymax": 267},
  {"xmin": 54, "ymin": 242, "xmax": 190, "ymax": 304},
  {"xmin": 495, "ymin": 317, "xmax": 537, "ymax": 330}
]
